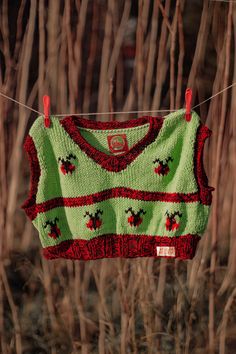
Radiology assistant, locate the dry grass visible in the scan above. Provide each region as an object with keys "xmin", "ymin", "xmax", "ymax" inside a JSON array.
[{"xmin": 0, "ymin": 1, "xmax": 236, "ymax": 353}]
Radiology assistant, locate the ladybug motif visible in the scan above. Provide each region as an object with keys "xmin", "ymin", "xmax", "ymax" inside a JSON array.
[
  {"xmin": 84, "ymin": 209, "xmax": 103, "ymax": 230},
  {"xmin": 125, "ymin": 207, "xmax": 146, "ymax": 227},
  {"xmin": 43, "ymin": 217, "xmax": 61, "ymax": 239},
  {"xmin": 153, "ymin": 156, "xmax": 173, "ymax": 175},
  {"xmin": 58, "ymin": 154, "xmax": 76, "ymax": 175},
  {"xmin": 165, "ymin": 211, "xmax": 182, "ymax": 231}
]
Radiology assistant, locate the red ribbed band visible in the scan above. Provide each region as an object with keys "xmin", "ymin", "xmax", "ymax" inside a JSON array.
[{"xmin": 42, "ymin": 233, "xmax": 201, "ymax": 260}]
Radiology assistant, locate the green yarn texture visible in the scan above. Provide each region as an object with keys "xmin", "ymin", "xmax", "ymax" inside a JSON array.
[{"xmin": 24, "ymin": 108, "xmax": 213, "ymax": 248}]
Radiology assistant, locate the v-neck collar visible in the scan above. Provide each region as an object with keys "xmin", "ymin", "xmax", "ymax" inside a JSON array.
[{"xmin": 59, "ymin": 115, "xmax": 164, "ymax": 172}]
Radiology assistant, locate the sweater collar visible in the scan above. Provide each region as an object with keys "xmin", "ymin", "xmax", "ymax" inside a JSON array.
[{"xmin": 59, "ymin": 115, "xmax": 164, "ymax": 172}]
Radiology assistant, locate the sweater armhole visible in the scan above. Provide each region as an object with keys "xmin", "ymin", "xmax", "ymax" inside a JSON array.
[
  {"xmin": 194, "ymin": 123, "xmax": 215, "ymax": 205},
  {"xmin": 20, "ymin": 134, "xmax": 41, "ymax": 220}
]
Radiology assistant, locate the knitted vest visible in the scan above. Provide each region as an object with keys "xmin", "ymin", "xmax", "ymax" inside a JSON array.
[{"xmin": 20, "ymin": 108, "xmax": 215, "ymax": 260}]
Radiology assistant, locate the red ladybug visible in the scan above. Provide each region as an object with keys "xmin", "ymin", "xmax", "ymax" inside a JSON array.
[
  {"xmin": 84, "ymin": 209, "xmax": 103, "ymax": 230},
  {"xmin": 60, "ymin": 163, "xmax": 75, "ymax": 175},
  {"xmin": 125, "ymin": 207, "xmax": 146, "ymax": 227},
  {"xmin": 58, "ymin": 154, "xmax": 76, "ymax": 175},
  {"xmin": 43, "ymin": 217, "xmax": 61, "ymax": 239},
  {"xmin": 153, "ymin": 156, "xmax": 173, "ymax": 176},
  {"xmin": 165, "ymin": 211, "xmax": 182, "ymax": 231}
]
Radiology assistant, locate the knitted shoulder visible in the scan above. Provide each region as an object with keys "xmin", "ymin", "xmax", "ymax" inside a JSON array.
[
  {"xmin": 23, "ymin": 116, "xmax": 47, "ymax": 170},
  {"xmin": 191, "ymin": 110, "xmax": 212, "ymax": 135},
  {"xmin": 191, "ymin": 110, "xmax": 206, "ymax": 127},
  {"xmin": 28, "ymin": 115, "xmax": 45, "ymax": 136}
]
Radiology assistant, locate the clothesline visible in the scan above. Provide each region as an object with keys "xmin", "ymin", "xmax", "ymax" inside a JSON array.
[{"xmin": 0, "ymin": 81, "xmax": 236, "ymax": 117}]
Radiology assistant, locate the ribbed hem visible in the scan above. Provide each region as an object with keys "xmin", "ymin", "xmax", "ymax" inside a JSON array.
[{"xmin": 42, "ymin": 234, "xmax": 201, "ymax": 261}]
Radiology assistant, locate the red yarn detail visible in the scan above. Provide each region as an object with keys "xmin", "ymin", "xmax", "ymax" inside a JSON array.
[
  {"xmin": 194, "ymin": 123, "xmax": 215, "ymax": 205},
  {"xmin": 20, "ymin": 134, "xmax": 41, "ymax": 220},
  {"xmin": 23, "ymin": 187, "xmax": 200, "ymax": 220},
  {"xmin": 59, "ymin": 115, "xmax": 164, "ymax": 172},
  {"xmin": 42, "ymin": 233, "xmax": 201, "ymax": 260}
]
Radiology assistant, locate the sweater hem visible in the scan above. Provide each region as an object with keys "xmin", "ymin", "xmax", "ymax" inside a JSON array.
[{"xmin": 42, "ymin": 233, "xmax": 201, "ymax": 261}]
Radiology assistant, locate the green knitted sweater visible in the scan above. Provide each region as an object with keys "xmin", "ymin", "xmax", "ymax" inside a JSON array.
[{"xmin": 20, "ymin": 108, "xmax": 215, "ymax": 260}]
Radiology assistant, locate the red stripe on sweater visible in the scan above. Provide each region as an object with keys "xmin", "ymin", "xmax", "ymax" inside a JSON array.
[{"xmin": 22, "ymin": 187, "xmax": 200, "ymax": 220}]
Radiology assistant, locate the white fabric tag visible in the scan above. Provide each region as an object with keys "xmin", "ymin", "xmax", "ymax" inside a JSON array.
[{"xmin": 156, "ymin": 246, "xmax": 175, "ymax": 257}]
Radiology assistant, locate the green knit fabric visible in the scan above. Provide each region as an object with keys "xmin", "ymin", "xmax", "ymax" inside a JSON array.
[{"xmin": 22, "ymin": 108, "xmax": 214, "ymax": 251}]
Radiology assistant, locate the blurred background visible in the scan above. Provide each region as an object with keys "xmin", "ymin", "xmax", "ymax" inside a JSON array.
[{"xmin": 0, "ymin": 0, "xmax": 236, "ymax": 353}]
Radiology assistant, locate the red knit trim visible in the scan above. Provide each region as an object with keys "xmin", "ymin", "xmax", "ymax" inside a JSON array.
[
  {"xmin": 59, "ymin": 115, "xmax": 164, "ymax": 172},
  {"xmin": 20, "ymin": 134, "xmax": 41, "ymax": 220},
  {"xmin": 194, "ymin": 123, "xmax": 215, "ymax": 205},
  {"xmin": 42, "ymin": 233, "xmax": 201, "ymax": 260},
  {"xmin": 23, "ymin": 187, "xmax": 200, "ymax": 220}
]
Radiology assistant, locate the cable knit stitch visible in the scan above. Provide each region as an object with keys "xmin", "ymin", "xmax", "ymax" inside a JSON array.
[{"xmin": 20, "ymin": 108, "xmax": 215, "ymax": 260}]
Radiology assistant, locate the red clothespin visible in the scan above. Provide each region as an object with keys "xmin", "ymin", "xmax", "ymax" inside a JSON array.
[
  {"xmin": 43, "ymin": 95, "xmax": 51, "ymax": 128},
  {"xmin": 185, "ymin": 88, "xmax": 192, "ymax": 122}
]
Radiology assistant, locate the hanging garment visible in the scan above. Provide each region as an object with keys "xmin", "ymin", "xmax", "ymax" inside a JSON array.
[{"xmin": 20, "ymin": 108, "xmax": 215, "ymax": 260}]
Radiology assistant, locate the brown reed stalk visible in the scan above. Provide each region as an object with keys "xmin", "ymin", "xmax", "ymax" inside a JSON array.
[
  {"xmin": 13, "ymin": 0, "xmax": 26, "ymax": 65},
  {"xmin": 0, "ymin": 261, "xmax": 22, "ymax": 354},
  {"xmin": 139, "ymin": 259, "xmax": 156, "ymax": 353},
  {"xmin": 97, "ymin": 0, "xmax": 114, "ymax": 116},
  {"xmin": 175, "ymin": 2, "xmax": 184, "ymax": 109},
  {"xmin": 74, "ymin": 262, "xmax": 90, "ymax": 354},
  {"xmin": 6, "ymin": 0, "xmax": 37, "ymax": 252},
  {"xmin": 91, "ymin": 260, "xmax": 115, "ymax": 352},
  {"xmin": 82, "ymin": 1, "xmax": 99, "ymax": 113},
  {"xmin": 59, "ymin": 7, "xmax": 68, "ymax": 113},
  {"xmin": 65, "ymin": 1, "xmax": 76, "ymax": 113},
  {"xmin": 109, "ymin": 78, "xmax": 114, "ymax": 121},
  {"xmin": 217, "ymin": 4, "xmax": 236, "ymax": 297},
  {"xmin": 136, "ymin": 0, "xmax": 145, "ymax": 111},
  {"xmin": 116, "ymin": 259, "xmax": 130, "ymax": 354},
  {"xmin": 74, "ymin": 0, "xmax": 89, "ymax": 112},
  {"xmin": 151, "ymin": 0, "xmax": 171, "ymax": 110},
  {"xmin": 121, "ymin": 0, "xmax": 152, "ymax": 117},
  {"xmin": 143, "ymin": 0, "xmax": 159, "ymax": 110},
  {"xmin": 170, "ymin": 1, "xmax": 179, "ymax": 110},
  {"xmin": 38, "ymin": 0, "xmax": 45, "ymax": 112},
  {"xmin": 209, "ymin": 3, "xmax": 233, "ymax": 354},
  {"xmin": 219, "ymin": 286, "xmax": 236, "ymax": 354},
  {"xmin": 0, "ymin": 3, "xmax": 9, "ymax": 352},
  {"xmin": 41, "ymin": 257, "xmax": 58, "ymax": 353},
  {"xmin": 108, "ymin": 0, "xmax": 131, "ymax": 109},
  {"xmin": 187, "ymin": 1, "xmax": 214, "ymax": 99},
  {"xmin": 155, "ymin": 258, "xmax": 168, "ymax": 351},
  {"xmin": 1, "ymin": 0, "xmax": 10, "ymax": 85},
  {"xmin": 0, "ymin": 274, "xmax": 5, "ymax": 353},
  {"xmin": 47, "ymin": 0, "xmax": 60, "ymax": 104}
]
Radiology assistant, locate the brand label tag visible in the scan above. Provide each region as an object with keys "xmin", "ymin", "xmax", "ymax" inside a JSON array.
[
  {"xmin": 107, "ymin": 134, "xmax": 129, "ymax": 154},
  {"xmin": 156, "ymin": 246, "xmax": 176, "ymax": 257}
]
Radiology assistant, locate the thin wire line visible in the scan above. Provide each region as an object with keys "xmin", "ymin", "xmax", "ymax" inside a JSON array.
[
  {"xmin": 192, "ymin": 81, "xmax": 236, "ymax": 109},
  {"xmin": 53, "ymin": 109, "xmax": 176, "ymax": 117},
  {"xmin": 0, "ymin": 81, "xmax": 236, "ymax": 117},
  {"xmin": 0, "ymin": 91, "xmax": 43, "ymax": 115},
  {"xmin": 210, "ymin": 0, "xmax": 236, "ymax": 2}
]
